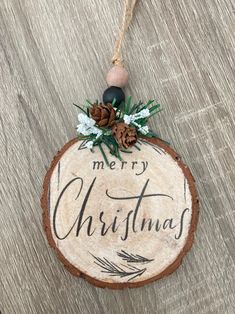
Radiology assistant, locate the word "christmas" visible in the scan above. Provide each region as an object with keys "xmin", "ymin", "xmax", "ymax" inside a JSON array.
[{"xmin": 52, "ymin": 177, "xmax": 190, "ymax": 241}]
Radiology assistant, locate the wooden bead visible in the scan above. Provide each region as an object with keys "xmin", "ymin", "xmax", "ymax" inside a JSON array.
[
  {"xmin": 106, "ymin": 66, "xmax": 129, "ymax": 88},
  {"xmin": 103, "ymin": 86, "xmax": 125, "ymax": 106}
]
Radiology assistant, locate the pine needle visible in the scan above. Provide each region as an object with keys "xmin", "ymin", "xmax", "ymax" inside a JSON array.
[
  {"xmin": 98, "ymin": 143, "xmax": 109, "ymax": 166},
  {"xmin": 73, "ymin": 103, "xmax": 87, "ymax": 114}
]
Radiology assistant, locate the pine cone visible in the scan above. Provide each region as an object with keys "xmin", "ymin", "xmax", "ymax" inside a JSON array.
[
  {"xmin": 112, "ymin": 122, "xmax": 137, "ymax": 149},
  {"xmin": 90, "ymin": 103, "xmax": 116, "ymax": 127}
]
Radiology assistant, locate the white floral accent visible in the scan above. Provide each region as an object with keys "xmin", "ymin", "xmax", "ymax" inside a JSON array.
[
  {"xmin": 134, "ymin": 109, "xmax": 150, "ymax": 119},
  {"xmin": 123, "ymin": 114, "xmax": 134, "ymax": 125},
  {"xmin": 95, "ymin": 129, "xmax": 102, "ymax": 138},
  {"xmin": 77, "ymin": 113, "xmax": 95, "ymax": 127},
  {"xmin": 123, "ymin": 108, "xmax": 150, "ymax": 125},
  {"xmin": 132, "ymin": 122, "xmax": 149, "ymax": 135},
  {"xmin": 76, "ymin": 113, "xmax": 102, "ymax": 138},
  {"xmin": 138, "ymin": 125, "xmax": 149, "ymax": 135},
  {"xmin": 133, "ymin": 122, "xmax": 141, "ymax": 128},
  {"xmin": 85, "ymin": 141, "xmax": 94, "ymax": 149}
]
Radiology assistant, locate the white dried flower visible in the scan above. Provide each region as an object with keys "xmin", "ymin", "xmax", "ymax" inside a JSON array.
[
  {"xmin": 95, "ymin": 129, "xmax": 102, "ymax": 139},
  {"xmin": 123, "ymin": 114, "xmax": 133, "ymax": 125},
  {"xmin": 76, "ymin": 124, "xmax": 92, "ymax": 136},
  {"xmin": 123, "ymin": 109, "xmax": 150, "ymax": 125},
  {"xmin": 77, "ymin": 113, "xmax": 102, "ymax": 138},
  {"xmin": 133, "ymin": 122, "xmax": 141, "ymax": 128},
  {"xmin": 134, "ymin": 109, "xmax": 150, "ymax": 119},
  {"xmin": 138, "ymin": 125, "xmax": 149, "ymax": 135},
  {"xmin": 77, "ymin": 113, "xmax": 95, "ymax": 127},
  {"xmin": 85, "ymin": 141, "xmax": 94, "ymax": 149}
]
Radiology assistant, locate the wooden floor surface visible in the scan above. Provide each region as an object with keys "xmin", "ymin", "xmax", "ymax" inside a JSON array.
[{"xmin": 0, "ymin": 0, "xmax": 235, "ymax": 313}]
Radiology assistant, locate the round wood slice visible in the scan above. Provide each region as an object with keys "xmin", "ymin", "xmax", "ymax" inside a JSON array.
[{"xmin": 41, "ymin": 138, "xmax": 199, "ymax": 289}]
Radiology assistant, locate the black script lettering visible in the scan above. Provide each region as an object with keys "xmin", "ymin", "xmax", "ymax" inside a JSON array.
[
  {"xmin": 155, "ymin": 220, "xmax": 161, "ymax": 231},
  {"xmin": 132, "ymin": 161, "xmax": 138, "ymax": 169},
  {"xmin": 163, "ymin": 219, "xmax": 176, "ymax": 230},
  {"xmin": 99, "ymin": 210, "xmax": 120, "ymax": 235},
  {"xmin": 109, "ymin": 161, "xmax": 116, "ymax": 170},
  {"xmin": 93, "ymin": 161, "xmax": 104, "ymax": 170},
  {"xmin": 175, "ymin": 208, "xmax": 190, "ymax": 240},
  {"xmin": 106, "ymin": 179, "xmax": 173, "ymax": 234},
  {"xmin": 136, "ymin": 161, "xmax": 148, "ymax": 176},
  {"xmin": 141, "ymin": 218, "xmax": 155, "ymax": 231},
  {"xmin": 121, "ymin": 161, "xmax": 127, "ymax": 169},
  {"xmin": 121, "ymin": 210, "xmax": 133, "ymax": 241},
  {"xmin": 53, "ymin": 177, "xmax": 97, "ymax": 239},
  {"xmin": 53, "ymin": 177, "xmax": 83, "ymax": 239},
  {"xmin": 76, "ymin": 178, "xmax": 97, "ymax": 236}
]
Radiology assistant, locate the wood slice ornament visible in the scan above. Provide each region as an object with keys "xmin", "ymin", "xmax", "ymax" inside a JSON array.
[
  {"xmin": 41, "ymin": 138, "xmax": 199, "ymax": 289},
  {"xmin": 41, "ymin": 0, "xmax": 199, "ymax": 289}
]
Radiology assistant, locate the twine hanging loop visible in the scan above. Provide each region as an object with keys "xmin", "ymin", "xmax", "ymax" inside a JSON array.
[{"xmin": 112, "ymin": 0, "xmax": 138, "ymax": 66}]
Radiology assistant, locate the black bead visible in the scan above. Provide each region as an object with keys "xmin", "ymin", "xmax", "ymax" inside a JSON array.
[{"xmin": 103, "ymin": 86, "xmax": 125, "ymax": 107}]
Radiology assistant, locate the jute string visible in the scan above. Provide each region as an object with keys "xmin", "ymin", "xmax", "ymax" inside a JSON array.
[{"xmin": 112, "ymin": 0, "xmax": 138, "ymax": 66}]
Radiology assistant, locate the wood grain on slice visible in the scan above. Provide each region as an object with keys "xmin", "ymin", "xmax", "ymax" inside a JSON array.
[{"xmin": 41, "ymin": 138, "xmax": 199, "ymax": 289}]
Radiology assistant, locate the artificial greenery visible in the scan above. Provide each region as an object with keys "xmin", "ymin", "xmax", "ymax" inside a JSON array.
[{"xmin": 74, "ymin": 96, "xmax": 162, "ymax": 165}]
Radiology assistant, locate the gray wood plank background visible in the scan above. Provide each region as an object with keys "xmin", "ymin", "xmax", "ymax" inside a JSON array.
[{"xmin": 0, "ymin": 0, "xmax": 235, "ymax": 313}]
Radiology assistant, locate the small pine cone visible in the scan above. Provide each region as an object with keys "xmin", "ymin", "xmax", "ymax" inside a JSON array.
[
  {"xmin": 90, "ymin": 103, "xmax": 116, "ymax": 127},
  {"xmin": 112, "ymin": 122, "xmax": 137, "ymax": 149}
]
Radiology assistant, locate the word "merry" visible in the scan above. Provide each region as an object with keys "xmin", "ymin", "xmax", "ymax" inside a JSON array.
[{"xmin": 92, "ymin": 160, "xmax": 148, "ymax": 176}]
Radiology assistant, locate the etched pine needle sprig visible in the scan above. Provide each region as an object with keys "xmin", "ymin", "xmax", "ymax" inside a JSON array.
[
  {"xmin": 117, "ymin": 250, "xmax": 154, "ymax": 264},
  {"xmin": 91, "ymin": 253, "xmax": 146, "ymax": 281}
]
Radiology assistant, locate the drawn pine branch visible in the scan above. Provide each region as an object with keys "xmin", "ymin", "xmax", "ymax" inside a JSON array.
[
  {"xmin": 91, "ymin": 254, "xmax": 146, "ymax": 281},
  {"xmin": 77, "ymin": 140, "xmax": 87, "ymax": 150},
  {"xmin": 117, "ymin": 250, "xmax": 154, "ymax": 264}
]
